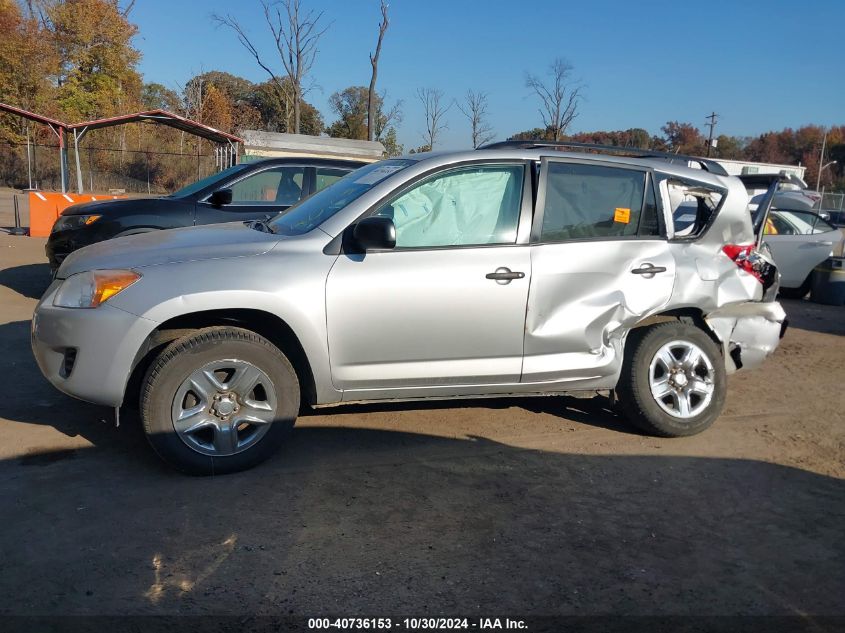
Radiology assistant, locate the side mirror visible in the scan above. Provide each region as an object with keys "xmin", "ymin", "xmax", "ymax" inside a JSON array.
[
  {"xmin": 352, "ymin": 216, "xmax": 396, "ymax": 251},
  {"xmin": 209, "ymin": 188, "xmax": 233, "ymax": 207}
]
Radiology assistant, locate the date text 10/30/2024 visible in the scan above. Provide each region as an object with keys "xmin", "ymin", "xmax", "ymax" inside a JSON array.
[{"xmin": 307, "ymin": 618, "xmax": 529, "ymax": 630}]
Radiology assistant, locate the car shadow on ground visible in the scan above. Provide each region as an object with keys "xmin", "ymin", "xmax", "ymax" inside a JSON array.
[
  {"xmin": 0, "ymin": 426, "xmax": 843, "ymax": 619},
  {"xmin": 0, "ymin": 311, "xmax": 640, "ymax": 453},
  {"xmin": 780, "ymin": 298, "xmax": 845, "ymax": 337},
  {"xmin": 0, "ymin": 262, "xmax": 51, "ymax": 300},
  {"xmin": 305, "ymin": 395, "xmax": 640, "ymax": 436}
]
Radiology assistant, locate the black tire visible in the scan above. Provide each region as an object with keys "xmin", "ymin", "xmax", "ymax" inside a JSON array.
[
  {"xmin": 616, "ymin": 321, "xmax": 726, "ymax": 437},
  {"xmin": 140, "ymin": 326, "xmax": 299, "ymax": 475}
]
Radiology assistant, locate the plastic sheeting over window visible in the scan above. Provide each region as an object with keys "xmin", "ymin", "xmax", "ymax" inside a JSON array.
[
  {"xmin": 666, "ymin": 179, "xmax": 724, "ymax": 238},
  {"xmin": 541, "ymin": 162, "xmax": 646, "ymax": 241},
  {"xmin": 376, "ymin": 165, "xmax": 524, "ymax": 248}
]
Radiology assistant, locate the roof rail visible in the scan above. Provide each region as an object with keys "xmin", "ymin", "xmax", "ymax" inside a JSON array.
[{"xmin": 477, "ymin": 139, "xmax": 729, "ymax": 176}]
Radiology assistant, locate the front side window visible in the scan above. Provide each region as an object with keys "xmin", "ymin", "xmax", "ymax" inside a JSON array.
[
  {"xmin": 373, "ymin": 164, "xmax": 524, "ymax": 248},
  {"xmin": 168, "ymin": 164, "xmax": 248, "ymax": 198},
  {"xmin": 540, "ymin": 162, "xmax": 648, "ymax": 241},
  {"xmin": 229, "ymin": 166, "xmax": 306, "ymax": 205}
]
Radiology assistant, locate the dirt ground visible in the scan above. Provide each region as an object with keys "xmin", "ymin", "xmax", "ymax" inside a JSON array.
[{"xmin": 0, "ymin": 230, "xmax": 843, "ymax": 624}]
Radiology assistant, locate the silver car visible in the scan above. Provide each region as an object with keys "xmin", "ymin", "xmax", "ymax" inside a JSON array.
[{"xmin": 31, "ymin": 144, "xmax": 788, "ymax": 474}]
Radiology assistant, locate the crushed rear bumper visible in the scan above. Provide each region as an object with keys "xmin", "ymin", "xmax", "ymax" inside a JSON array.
[{"xmin": 705, "ymin": 301, "xmax": 787, "ymax": 374}]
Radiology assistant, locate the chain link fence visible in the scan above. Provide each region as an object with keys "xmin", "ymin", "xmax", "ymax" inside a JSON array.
[
  {"xmin": 0, "ymin": 140, "xmax": 220, "ymax": 195},
  {"xmin": 821, "ymin": 192, "xmax": 844, "ymax": 211}
]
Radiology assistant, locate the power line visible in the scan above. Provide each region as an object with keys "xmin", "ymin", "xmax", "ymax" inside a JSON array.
[{"xmin": 705, "ymin": 112, "xmax": 719, "ymax": 157}]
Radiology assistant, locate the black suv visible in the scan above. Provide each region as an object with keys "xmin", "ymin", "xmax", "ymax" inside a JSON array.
[{"xmin": 46, "ymin": 157, "xmax": 365, "ymax": 272}]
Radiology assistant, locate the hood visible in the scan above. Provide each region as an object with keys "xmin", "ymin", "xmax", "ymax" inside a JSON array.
[
  {"xmin": 58, "ymin": 222, "xmax": 281, "ymax": 278},
  {"xmin": 60, "ymin": 197, "xmax": 164, "ymax": 216}
]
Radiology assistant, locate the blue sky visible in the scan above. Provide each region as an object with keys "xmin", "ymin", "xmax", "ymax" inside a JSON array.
[{"xmin": 132, "ymin": 0, "xmax": 845, "ymax": 151}]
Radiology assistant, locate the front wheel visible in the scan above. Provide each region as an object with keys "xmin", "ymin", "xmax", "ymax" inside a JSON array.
[
  {"xmin": 140, "ymin": 327, "xmax": 299, "ymax": 475},
  {"xmin": 616, "ymin": 322, "xmax": 726, "ymax": 437}
]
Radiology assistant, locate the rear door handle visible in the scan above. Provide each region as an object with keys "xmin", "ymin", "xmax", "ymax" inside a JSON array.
[
  {"xmin": 486, "ymin": 267, "xmax": 525, "ymax": 284},
  {"xmin": 631, "ymin": 264, "xmax": 667, "ymax": 275}
]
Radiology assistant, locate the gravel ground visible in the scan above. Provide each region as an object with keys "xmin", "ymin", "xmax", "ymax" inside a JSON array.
[{"xmin": 0, "ymin": 233, "xmax": 842, "ymax": 624}]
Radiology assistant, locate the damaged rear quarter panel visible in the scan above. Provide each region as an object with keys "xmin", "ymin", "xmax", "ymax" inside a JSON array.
[{"xmin": 522, "ymin": 239, "xmax": 676, "ymax": 387}]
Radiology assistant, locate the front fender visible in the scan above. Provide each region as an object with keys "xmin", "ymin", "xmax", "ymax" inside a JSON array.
[{"xmin": 107, "ymin": 250, "xmax": 338, "ymax": 404}]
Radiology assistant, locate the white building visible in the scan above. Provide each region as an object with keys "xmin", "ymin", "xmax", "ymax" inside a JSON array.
[
  {"xmin": 241, "ymin": 130, "xmax": 385, "ymax": 163},
  {"xmin": 714, "ymin": 158, "xmax": 806, "ymax": 182}
]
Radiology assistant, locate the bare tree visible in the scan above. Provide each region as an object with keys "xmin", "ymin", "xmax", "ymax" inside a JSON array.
[
  {"xmin": 525, "ymin": 58, "xmax": 581, "ymax": 141},
  {"xmin": 457, "ymin": 90, "xmax": 495, "ymax": 148},
  {"xmin": 367, "ymin": 0, "xmax": 389, "ymax": 142},
  {"xmin": 213, "ymin": 0, "xmax": 329, "ymax": 134},
  {"xmin": 417, "ymin": 87, "xmax": 450, "ymax": 150},
  {"xmin": 374, "ymin": 91, "xmax": 402, "ymax": 141}
]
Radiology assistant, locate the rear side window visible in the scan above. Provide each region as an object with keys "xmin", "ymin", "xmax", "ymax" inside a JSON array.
[
  {"xmin": 764, "ymin": 210, "xmax": 836, "ymax": 235},
  {"xmin": 316, "ymin": 167, "xmax": 349, "ymax": 192},
  {"xmin": 540, "ymin": 162, "xmax": 650, "ymax": 241},
  {"xmin": 665, "ymin": 179, "xmax": 724, "ymax": 238}
]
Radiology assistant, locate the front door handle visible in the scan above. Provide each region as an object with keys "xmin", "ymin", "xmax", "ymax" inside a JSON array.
[
  {"xmin": 631, "ymin": 263, "xmax": 667, "ymax": 276},
  {"xmin": 486, "ymin": 267, "xmax": 525, "ymax": 284}
]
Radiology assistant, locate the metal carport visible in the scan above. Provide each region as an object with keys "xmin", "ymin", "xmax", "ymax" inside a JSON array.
[{"xmin": 0, "ymin": 103, "xmax": 243, "ymax": 193}]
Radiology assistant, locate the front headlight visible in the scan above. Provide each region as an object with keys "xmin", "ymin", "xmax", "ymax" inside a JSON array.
[
  {"xmin": 53, "ymin": 270, "xmax": 141, "ymax": 309},
  {"xmin": 51, "ymin": 214, "xmax": 101, "ymax": 234}
]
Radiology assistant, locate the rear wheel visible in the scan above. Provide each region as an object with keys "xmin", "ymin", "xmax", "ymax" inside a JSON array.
[
  {"xmin": 140, "ymin": 327, "xmax": 299, "ymax": 475},
  {"xmin": 616, "ymin": 322, "xmax": 726, "ymax": 437}
]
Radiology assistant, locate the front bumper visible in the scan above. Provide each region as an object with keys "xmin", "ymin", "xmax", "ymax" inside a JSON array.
[
  {"xmin": 31, "ymin": 282, "xmax": 158, "ymax": 407},
  {"xmin": 45, "ymin": 226, "xmax": 102, "ymax": 272},
  {"xmin": 705, "ymin": 301, "xmax": 787, "ymax": 374}
]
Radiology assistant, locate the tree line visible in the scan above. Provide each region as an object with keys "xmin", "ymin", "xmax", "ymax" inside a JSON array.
[{"xmin": 0, "ymin": 0, "xmax": 842, "ymax": 193}]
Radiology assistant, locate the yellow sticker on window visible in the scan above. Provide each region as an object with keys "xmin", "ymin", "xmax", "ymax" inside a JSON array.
[{"xmin": 614, "ymin": 207, "xmax": 631, "ymax": 224}]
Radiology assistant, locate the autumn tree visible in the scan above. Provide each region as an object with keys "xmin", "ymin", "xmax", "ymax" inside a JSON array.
[
  {"xmin": 380, "ymin": 127, "xmax": 403, "ymax": 157},
  {"xmin": 41, "ymin": 0, "xmax": 142, "ymax": 120},
  {"xmin": 213, "ymin": 0, "xmax": 329, "ymax": 135},
  {"xmin": 509, "ymin": 127, "xmax": 549, "ymax": 141},
  {"xmin": 417, "ymin": 87, "xmax": 450, "ymax": 150},
  {"xmin": 525, "ymin": 58, "xmax": 581, "ymax": 141},
  {"xmin": 661, "ymin": 121, "xmax": 704, "ymax": 154},
  {"xmin": 327, "ymin": 86, "xmax": 370, "ymax": 140},
  {"xmin": 569, "ymin": 128, "xmax": 651, "ymax": 149},
  {"xmin": 327, "ymin": 85, "xmax": 401, "ymax": 151},
  {"xmin": 141, "ymin": 83, "xmax": 180, "ymax": 111},
  {"xmin": 0, "ymin": 0, "xmax": 59, "ymax": 126},
  {"xmin": 200, "ymin": 85, "xmax": 234, "ymax": 132},
  {"xmin": 367, "ymin": 0, "xmax": 388, "ymax": 142},
  {"xmin": 713, "ymin": 134, "xmax": 747, "ymax": 160},
  {"xmin": 185, "ymin": 71, "xmax": 262, "ymax": 132},
  {"xmin": 457, "ymin": 90, "xmax": 494, "ymax": 148},
  {"xmin": 251, "ymin": 79, "xmax": 323, "ymax": 134}
]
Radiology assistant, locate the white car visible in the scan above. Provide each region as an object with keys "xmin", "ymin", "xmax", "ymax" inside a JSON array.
[{"xmin": 763, "ymin": 208, "xmax": 844, "ymax": 297}]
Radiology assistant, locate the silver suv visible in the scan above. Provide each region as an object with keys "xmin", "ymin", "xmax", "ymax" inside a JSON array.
[{"xmin": 31, "ymin": 143, "xmax": 787, "ymax": 474}]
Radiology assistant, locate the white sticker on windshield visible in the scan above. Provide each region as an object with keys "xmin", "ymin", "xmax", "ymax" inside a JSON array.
[{"xmin": 354, "ymin": 165, "xmax": 405, "ymax": 185}]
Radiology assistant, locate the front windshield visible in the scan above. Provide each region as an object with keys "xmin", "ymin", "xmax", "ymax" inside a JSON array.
[
  {"xmin": 269, "ymin": 159, "xmax": 414, "ymax": 235},
  {"xmin": 168, "ymin": 164, "xmax": 249, "ymax": 198}
]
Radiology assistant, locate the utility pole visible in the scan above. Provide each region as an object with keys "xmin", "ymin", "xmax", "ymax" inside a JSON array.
[
  {"xmin": 816, "ymin": 131, "xmax": 827, "ymax": 192},
  {"xmin": 705, "ymin": 112, "xmax": 719, "ymax": 157}
]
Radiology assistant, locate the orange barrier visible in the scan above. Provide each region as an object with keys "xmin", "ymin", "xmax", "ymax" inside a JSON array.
[{"xmin": 28, "ymin": 192, "xmax": 126, "ymax": 238}]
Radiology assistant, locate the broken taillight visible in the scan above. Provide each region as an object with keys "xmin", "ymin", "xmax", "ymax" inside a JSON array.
[{"xmin": 722, "ymin": 244, "xmax": 774, "ymax": 285}]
